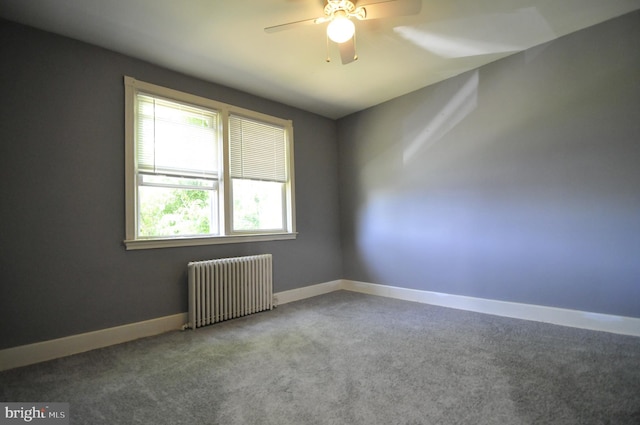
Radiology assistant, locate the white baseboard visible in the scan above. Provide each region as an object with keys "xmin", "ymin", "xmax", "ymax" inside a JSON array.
[
  {"xmin": 341, "ymin": 280, "xmax": 640, "ymax": 337},
  {"xmin": 0, "ymin": 313, "xmax": 187, "ymax": 372},
  {"xmin": 2, "ymin": 279, "xmax": 638, "ymax": 371},
  {"xmin": 0, "ymin": 282, "xmax": 343, "ymax": 372},
  {"xmin": 274, "ymin": 280, "xmax": 343, "ymax": 305}
]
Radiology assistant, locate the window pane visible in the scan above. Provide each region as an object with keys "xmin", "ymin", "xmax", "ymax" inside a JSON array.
[
  {"xmin": 232, "ymin": 179, "xmax": 284, "ymax": 232},
  {"xmin": 138, "ymin": 185, "xmax": 218, "ymax": 237}
]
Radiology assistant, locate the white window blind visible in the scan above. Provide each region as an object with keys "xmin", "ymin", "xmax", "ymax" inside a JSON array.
[
  {"xmin": 229, "ymin": 115, "xmax": 287, "ymax": 182},
  {"xmin": 136, "ymin": 94, "xmax": 218, "ymax": 178}
]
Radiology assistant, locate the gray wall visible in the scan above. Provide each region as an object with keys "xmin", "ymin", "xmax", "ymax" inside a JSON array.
[
  {"xmin": 337, "ymin": 10, "xmax": 640, "ymax": 318},
  {"xmin": 2, "ymin": 10, "xmax": 639, "ymax": 351},
  {"xmin": 0, "ymin": 20, "xmax": 342, "ymax": 349}
]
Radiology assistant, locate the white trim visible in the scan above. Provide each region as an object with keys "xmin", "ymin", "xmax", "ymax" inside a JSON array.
[
  {"xmin": 0, "ymin": 282, "xmax": 341, "ymax": 371},
  {"xmin": 124, "ymin": 232, "xmax": 297, "ymax": 250},
  {"xmin": 274, "ymin": 280, "xmax": 344, "ymax": 305},
  {"xmin": 123, "ymin": 76, "xmax": 296, "ymax": 247},
  {"xmin": 124, "ymin": 79, "xmax": 136, "ymax": 240},
  {"xmin": 125, "ymin": 77, "xmax": 293, "ymax": 126},
  {"xmin": 341, "ymin": 280, "xmax": 640, "ymax": 337},
  {"xmin": 3, "ymin": 280, "xmax": 638, "ymax": 371},
  {"xmin": 0, "ymin": 313, "xmax": 187, "ymax": 371},
  {"xmin": 285, "ymin": 121, "xmax": 296, "ymax": 235}
]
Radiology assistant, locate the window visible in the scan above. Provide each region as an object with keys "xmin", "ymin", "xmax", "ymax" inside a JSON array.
[{"xmin": 124, "ymin": 77, "xmax": 296, "ymax": 250}]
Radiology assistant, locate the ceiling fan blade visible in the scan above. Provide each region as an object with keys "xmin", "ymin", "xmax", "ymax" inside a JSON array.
[
  {"xmin": 357, "ymin": 0, "xmax": 422, "ymax": 20},
  {"xmin": 339, "ymin": 38, "xmax": 358, "ymax": 65},
  {"xmin": 264, "ymin": 16, "xmax": 327, "ymax": 33}
]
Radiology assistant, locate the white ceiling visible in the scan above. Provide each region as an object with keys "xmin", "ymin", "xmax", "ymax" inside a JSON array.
[{"xmin": 1, "ymin": 0, "xmax": 639, "ymax": 119}]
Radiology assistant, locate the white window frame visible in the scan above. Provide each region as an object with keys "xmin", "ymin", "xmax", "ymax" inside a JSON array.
[{"xmin": 123, "ymin": 76, "xmax": 296, "ymax": 250}]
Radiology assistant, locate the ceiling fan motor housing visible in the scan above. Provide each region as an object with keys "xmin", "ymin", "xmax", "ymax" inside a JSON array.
[{"xmin": 324, "ymin": 0, "xmax": 356, "ymax": 17}]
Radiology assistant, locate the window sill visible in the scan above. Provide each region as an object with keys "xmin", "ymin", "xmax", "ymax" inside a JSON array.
[{"xmin": 124, "ymin": 232, "xmax": 297, "ymax": 250}]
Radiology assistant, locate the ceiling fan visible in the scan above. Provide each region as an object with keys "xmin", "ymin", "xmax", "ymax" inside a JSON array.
[{"xmin": 265, "ymin": 0, "xmax": 422, "ymax": 65}]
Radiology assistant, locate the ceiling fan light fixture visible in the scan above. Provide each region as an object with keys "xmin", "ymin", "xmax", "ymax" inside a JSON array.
[{"xmin": 327, "ymin": 15, "xmax": 355, "ymax": 43}]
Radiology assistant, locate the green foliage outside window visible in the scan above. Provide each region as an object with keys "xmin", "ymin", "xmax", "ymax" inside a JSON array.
[{"xmin": 139, "ymin": 187, "xmax": 212, "ymax": 237}]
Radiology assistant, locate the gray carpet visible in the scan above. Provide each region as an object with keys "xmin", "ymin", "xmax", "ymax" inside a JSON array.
[{"xmin": 1, "ymin": 291, "xmax": 639, "ymax": 424}]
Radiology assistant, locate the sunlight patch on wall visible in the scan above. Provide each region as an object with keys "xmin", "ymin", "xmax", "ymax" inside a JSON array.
[
  {"xmin": 402, "ymin": 70, "xmax": 478, "ymax": 164},
  {"xmin": 394, "ymin": 7, "xmax": 556, "ymax": 59}
]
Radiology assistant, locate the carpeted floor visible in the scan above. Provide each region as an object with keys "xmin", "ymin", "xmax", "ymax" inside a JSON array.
[{"xmin": 1, "ymin": 291, "xmax": 639, "ymax": 424}]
